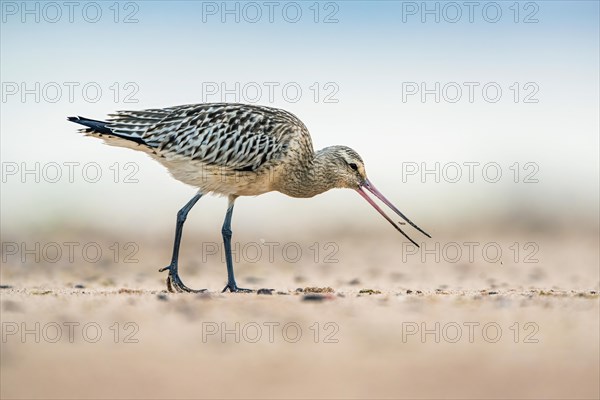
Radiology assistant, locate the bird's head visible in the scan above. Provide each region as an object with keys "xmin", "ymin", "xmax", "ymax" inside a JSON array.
[
  {"xmin": 324, "ymin": 145, "xmax": 431, "ymax": 247},
  {"xmin": 324, "ymin": 145, "xmax": 367, "ymax": 189}
]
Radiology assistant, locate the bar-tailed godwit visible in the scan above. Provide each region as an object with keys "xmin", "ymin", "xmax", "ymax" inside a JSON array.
[{"xmin": 69, "ymin": 103, "xmax": 430, "ymax": 293}]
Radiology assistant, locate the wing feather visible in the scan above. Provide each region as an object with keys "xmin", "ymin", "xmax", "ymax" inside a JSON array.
[{"xmin": 106, "ymin": 103, "xmax": 306, "ymax": 171}]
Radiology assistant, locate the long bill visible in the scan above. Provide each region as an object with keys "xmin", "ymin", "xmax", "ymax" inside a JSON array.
[{"xmin": 356, "ymin": 179, "xmax": 431, "ymax": 248}]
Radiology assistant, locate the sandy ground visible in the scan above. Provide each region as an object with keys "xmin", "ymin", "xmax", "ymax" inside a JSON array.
[{"xmin": 1, "ymin": 228, "xmax": 599, "ymax": 399}]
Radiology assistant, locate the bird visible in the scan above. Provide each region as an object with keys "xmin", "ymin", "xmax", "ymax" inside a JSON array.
[{"xmin": 68, "ymin": 103, "xmax": 430, "ymax": 293}]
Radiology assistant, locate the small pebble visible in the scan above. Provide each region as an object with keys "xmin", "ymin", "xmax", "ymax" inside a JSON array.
[
  {"xmin": 359, "ymin": 289, "xmax": 382, "ymax": 295},
  {"xmin": 257, "ymin": 288, "xmax": 274, "ymax": 295},
  {"xmin": 31, "ymin": 290, "xmax": 52, "ymax": 295},
  {"xmin": 74, "ymin": 284, "xmax": 85, "ymax": 289},
  {"xmin": 118, "ymin": 288, "xmax": 144, "ymax": 294},
  {"xmin": 157, "ymin": 293, "xmax": 168, "ymax": 301},
  {"xmin": 304, "ymin": 287, "xmax": 334, "ymax": 293},
  {"xmin": 302, "ymin": 294, "xmax": 326, "ymax": 302}
]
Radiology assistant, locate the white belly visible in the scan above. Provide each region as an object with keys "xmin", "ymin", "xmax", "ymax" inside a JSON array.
[{"xmin": 154, "ymin": 154, "xmax": 277, "ymax": 196}]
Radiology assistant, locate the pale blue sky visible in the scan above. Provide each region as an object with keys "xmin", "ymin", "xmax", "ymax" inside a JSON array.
[{"xmin": 1, "ymin": 1, "xmax": 598, "ymax": 233}]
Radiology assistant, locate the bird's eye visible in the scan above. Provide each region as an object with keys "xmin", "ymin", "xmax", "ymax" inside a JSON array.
[{"xmin": 349, "ymin": 163, "xmax": 358, "ymax": 171}]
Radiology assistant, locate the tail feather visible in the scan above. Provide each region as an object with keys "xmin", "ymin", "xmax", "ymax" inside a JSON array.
[{"xmin": 68, "ymin": 116, "xmax": 147, "ymax": 145}]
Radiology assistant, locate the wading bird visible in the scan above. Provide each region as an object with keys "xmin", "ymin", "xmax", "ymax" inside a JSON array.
[{"xmin": 69, "ymin": 103, "xmax": 430, "ymax": 293}]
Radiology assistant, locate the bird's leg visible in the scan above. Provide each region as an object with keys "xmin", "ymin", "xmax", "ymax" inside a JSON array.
[
  {"xmin": 221, "ymin": 196, "xmax": 253, "ymax": 293},
  {"xmin": 159, "ymin": 193, "xmax": 206, "ymax": 293}
]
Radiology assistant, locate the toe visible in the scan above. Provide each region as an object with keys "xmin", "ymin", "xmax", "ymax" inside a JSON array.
[{"xmin": 222, "ymin": 284, "xmax": 254, "ymax": 293}]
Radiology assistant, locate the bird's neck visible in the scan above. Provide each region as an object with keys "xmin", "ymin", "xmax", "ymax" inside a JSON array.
[{"xmin": 276, "ymin": 148, "xmax": 338, "ymax": 198}]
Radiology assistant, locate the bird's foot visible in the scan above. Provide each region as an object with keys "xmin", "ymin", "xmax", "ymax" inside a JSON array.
[
  {"xmin": 159, "ymin": 264, "xmax": 206, "ymax": 293},
  {"xmin": 222, "ymin": 282, "xmax": 254, "ymax": 293}
]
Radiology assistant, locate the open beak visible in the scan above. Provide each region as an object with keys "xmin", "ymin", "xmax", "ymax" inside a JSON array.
[{"xmin": 356, "ymin": 179, "xmax": 431, "ymax": 247}]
